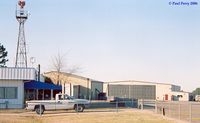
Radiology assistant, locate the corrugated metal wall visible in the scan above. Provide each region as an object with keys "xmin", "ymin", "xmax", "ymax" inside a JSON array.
[
  {"xmin": 73, "ymin": 85, "xmax": 89, "ymax": 99},
  {"xmin": 0, "ymin": 67, "xmax": 36, "ymax": 80},
  {"xmin": 91, "ymin": 81, "xmax": 103, "ymax": 100},
  {"xmin": 108, "ymin": 85, "xmax": 156, "ymax": 99}
]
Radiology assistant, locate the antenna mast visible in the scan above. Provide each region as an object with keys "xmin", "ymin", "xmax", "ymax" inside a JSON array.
[{"xmin": 15, "ymin": 0, "xmax": 28, "ymax": 68}]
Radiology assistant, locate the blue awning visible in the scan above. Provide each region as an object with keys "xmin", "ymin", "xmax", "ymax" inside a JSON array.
[{"xmin": 24, "ymin": 80, "xmax": 62, "ymax": 90}]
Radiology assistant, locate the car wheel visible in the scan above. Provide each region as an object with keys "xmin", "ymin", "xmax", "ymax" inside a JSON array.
[
  {"xmin": 35, "ymin": 105, "xmax": 44, "ymax": 115},
  {"xmin": 75, "ymin": 104, "xmax": 84, "ymax": 112}
]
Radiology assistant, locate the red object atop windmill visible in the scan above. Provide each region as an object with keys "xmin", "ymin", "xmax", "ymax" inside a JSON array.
[{"xmin": 18, "ymin": 0, "xmax": 25, "ymax": 9}]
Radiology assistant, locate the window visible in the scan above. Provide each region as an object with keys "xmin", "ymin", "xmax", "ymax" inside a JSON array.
[
  {"xmin": 5, "ymin": 87, "xmax": 17, "ymax": 99},
  {"xmin": 0, "ymin": 87, "xmax": 5, "ymax": 99},
  {"xmin": 0, "ymin": 87, "xmax": 17, "ymax": 99}
]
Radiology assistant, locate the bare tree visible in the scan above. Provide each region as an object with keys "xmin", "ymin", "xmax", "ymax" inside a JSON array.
[
  {"xmin": 52, "ymin": 53, "xmax": 64, "ymax": 72},
  {"xmin": 52, "ymin": 52, "xmax": 65, "ymax": 85},
  {"xmin": 51, "ymin": 52, "xmax": 81, "ymax": 86}
]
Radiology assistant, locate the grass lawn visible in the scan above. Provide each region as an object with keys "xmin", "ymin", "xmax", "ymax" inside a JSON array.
[{"xmin": 0, "ymin": 109, "xmax": 177, "ymax": 123}]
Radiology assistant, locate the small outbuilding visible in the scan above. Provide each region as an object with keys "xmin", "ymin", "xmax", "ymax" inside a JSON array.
[{"xmin": 0, "ymin": 67, "xmax": 36, "ymax": 109}]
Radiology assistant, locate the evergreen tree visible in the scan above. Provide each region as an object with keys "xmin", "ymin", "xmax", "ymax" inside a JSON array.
[
  {"xmin": 0, "ymin": 43, "xmax": 8, "ymax": 67},
  {"xmin": 192, "ymin": 88, "xmax": 200, "ymax": 95}
]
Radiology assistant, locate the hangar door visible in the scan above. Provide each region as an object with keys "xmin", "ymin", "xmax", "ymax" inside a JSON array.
[{"xmin": 108, "ymin": 85, "xmax": 156, "ymax": 100}]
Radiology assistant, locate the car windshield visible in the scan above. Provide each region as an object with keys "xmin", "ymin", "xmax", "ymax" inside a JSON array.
[
  {"xmin": 64, "ymin": 95, "xmax": 74, "ymax": 100},
  {"xmin": 68, "ymin": 96, "xmax": 74, "ymax": 100}
]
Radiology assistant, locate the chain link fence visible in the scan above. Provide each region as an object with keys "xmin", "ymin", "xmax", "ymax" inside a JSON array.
[
  {"xmin": 137, "ymin": 99, "xmax": 156, "ymax": 111},
  {"xmin": 155, "ymin": 101, "xmax": 200, "ymax": 123},
  {"xmin": 2, "ymin": 99, "xmax": 200, "ymax": 123},
  {"xmin": 0, "ymin": 100, "xmax": 139, "ymax": 115}
]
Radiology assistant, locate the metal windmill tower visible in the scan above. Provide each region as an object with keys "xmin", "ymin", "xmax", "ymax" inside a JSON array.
[{"xmin": 15, "ymin": 0, "xmax": 29, "ymax": 68}]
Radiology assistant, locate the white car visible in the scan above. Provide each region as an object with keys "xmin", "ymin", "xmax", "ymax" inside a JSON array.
[
  {"xmin": 26, "ymin": 93, "xmax": 90, "ymax": 114},
  {"xmin": 195, "ymin": 95, "xmax": 200, "ymax": 102}
]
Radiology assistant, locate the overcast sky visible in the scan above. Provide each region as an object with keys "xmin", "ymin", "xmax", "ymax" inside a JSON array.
[{"xmin": 1, "ymin": 0, "xmax": 200, "ymax": 92}]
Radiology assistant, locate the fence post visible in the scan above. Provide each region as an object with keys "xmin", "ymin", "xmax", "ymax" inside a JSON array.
[
  {"xmin": 116, "ymin": 101, "xmax": 118, "ymax": 112},
  {"xmin": 162, "ymin": 102, "xmax": 164, "ymax": 115},
  {"xmin": 40, "ymin": 103, "xmax": 42, "ymax": 116},
  {"xmin": 155, "ymin": 101, "xmax": 157, "ymax": 113},
  {"xmin": 5, "ymin": 101, "xmax": 8, "ymax": 109},
  {"xmin": 137, "ymin": 99, "xmax": 140, "ymax": 109},
  {"xmin": 189, "ymin": 103, "xmax": 192, "ymax": 123},
  {"xmin": 162, "ymin": 102, "xmax": 165, "ymax": 116},
  {"xmin": 77, "ymin": 103, "xmax": 79, "ymax": 114},
  {"xmin": 169, "ymin": 102, "xmax": 170, "ymax": 117},
  {"xmin": 179, "ymin": 103, "xmax": 181, "ymax": 120},
  {"xmin": 132, "ymin": 98, "xmax": 134, "ymax": 108},
  {"xmin": 141, "ymin": 99, "xmax": 143, "ymax": 110}
]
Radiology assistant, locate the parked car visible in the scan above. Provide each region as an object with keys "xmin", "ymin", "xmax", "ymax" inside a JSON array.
[
  {"xmin": 26, "ymin": 93, "xmax": 90, "ymax": 114},
  {"xmin": 195, "ymin": 95, "xmax": 200, "ymax": 102}
]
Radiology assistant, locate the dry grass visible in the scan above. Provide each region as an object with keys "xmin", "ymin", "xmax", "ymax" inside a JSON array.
[
  {"xmin": 0, "ymin": 109, "xmax": 28, "ymax": 113},
  {"xmin": 0, "ymin": 109, "xmax": 178, "ymax": 123}
]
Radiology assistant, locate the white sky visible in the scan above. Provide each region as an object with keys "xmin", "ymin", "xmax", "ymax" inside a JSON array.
[{"xmin": 1, "ymin": 0, "xmax": 200, "ymax": 92}]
